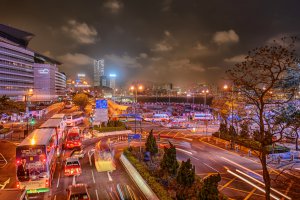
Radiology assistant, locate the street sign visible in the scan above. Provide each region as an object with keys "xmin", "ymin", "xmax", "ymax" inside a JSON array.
[{"xmin": 128, "ymin": 134, "xmax": 141, "ymax": 140}]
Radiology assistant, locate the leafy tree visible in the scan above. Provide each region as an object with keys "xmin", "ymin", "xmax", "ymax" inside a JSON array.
[
  {"xmin": 0, "ymin": 95, "xmax": 25, "ymax": 114},
  {"xmin": 160, "ymin": 142, "xmax": 179, "ymax": 176},
  {"xmin": 239, "ymin": 121, "xmax": 250, "ymax": 139},
  {"xmin": 72, "ymin": 93, "xmax": 89, "ymax": 111},
  {"xmin": 145, "ymin": 130, "xmax": 158, "ymax": 156},
  {"xmin": 198, "ymin": 173, "xmax": 221, "ymax": 200},
  {"xmin": 176, "ymin": 158, "xmax": 195, "ymax": 187},
  {"xmin": 219, "ymin": 123, "xmax": 228, "ymax": 136},
  {"xmin": 226, "ymin": 37, "xmax": 300, "ymax": 200}
]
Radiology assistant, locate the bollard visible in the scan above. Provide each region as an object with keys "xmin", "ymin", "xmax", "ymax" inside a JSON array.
[{"xmin": 235, "ymin": 145, "xmax": 239, "ymax": 152}]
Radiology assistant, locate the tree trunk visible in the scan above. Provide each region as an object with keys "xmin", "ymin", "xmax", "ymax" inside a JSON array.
[
  {"xmin": 295, "ymin": 129, "xmax": 299, "ymax": 151},
  {"xmin": 261, "ymin": 150, "xmax": 271, "ymax": 200}
]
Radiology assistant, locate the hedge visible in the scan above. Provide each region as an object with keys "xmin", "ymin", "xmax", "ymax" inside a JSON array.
[
  {"xmin": 123, "ymin": 149, "xmax": 172, "ymax": 200},
  {"xmin": 212, "ymin": 132, "xmax": 290, "ymax": 154},
  {"xmin": 93, "ymin": 126, "xmax": 127, "ymax": 133}
]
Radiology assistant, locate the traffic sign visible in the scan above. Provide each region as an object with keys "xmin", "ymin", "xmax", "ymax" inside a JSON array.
[
  {"xmin": 128, "ymin": 134, "xmax": 141, "ymax": 140},
  {"xmin": 96, "ymin": 99, "xmax": 108, "ymax": 109}
]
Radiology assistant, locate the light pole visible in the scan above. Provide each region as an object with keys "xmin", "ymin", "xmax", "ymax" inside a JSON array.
[
  {"xmin": 202, "ymin": 89, "xmax": 209, "ymax": 111},
  {"xmin": 24, "ymin": 88, "xmax": 33, "ymax": 137},
  {"xmin": 130, "ymin": 84, "xmax": 143, "ymax": 134}
]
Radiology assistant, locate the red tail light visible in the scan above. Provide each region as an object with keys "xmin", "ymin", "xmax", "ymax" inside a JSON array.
[
  {"xmin": 16, "ymin": 159, "xmax": 20, "ymax": 165},
  {"xmin": 45, "ymin": 179, "xmax": 49, "ymax": 187},
  {"xmin": 16, "ymin": 181, "xmax": 20, "ymax": 188}
]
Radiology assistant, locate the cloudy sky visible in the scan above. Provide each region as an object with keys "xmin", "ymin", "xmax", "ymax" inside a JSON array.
[{"xmin": 1, "ymin": 0, "xmax": 300, "ymax": 87}]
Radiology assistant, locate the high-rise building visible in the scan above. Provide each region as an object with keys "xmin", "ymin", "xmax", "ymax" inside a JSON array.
[
  {"xmin": 94, "ymin": 59, "xmax": 104, "ymax": 86},
  {"xmin": 109, "ymin": 74, "xmax": 116, "ymax": 89},
  {"xmin": 77, "ymin": 73, "xmax": 86, "ymax": 83},
  {"xmin": 0, "ymin": 24, "xmax": 35, "ymax": 101},
  {"xmin": 100, "ymin": 75, "xmax": 108, "ymax": 87}
]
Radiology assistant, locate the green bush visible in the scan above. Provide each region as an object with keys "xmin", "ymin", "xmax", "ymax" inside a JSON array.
[{"xmin": 124, "ymin": 149, "xmax": 172, "ymax": 200}]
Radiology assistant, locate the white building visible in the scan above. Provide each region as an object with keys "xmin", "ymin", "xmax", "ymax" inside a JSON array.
[{"xmin": 94, "ymin": 59, "xmax": 104, "ymax": 87}]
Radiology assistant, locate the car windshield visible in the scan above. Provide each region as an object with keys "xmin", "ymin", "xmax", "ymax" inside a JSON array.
[
  {"xmin": 67, "ymin": 134, "xmax": 80, "ymax": 141},
  {"xmin": 70, "ymin": 193, "xmax": 89, "ymax": 200}
]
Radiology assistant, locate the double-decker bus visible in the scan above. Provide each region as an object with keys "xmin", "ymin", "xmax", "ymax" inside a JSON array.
[
  {"xmin": 65, "ymin": 112, "xmax": 84, "ymax": 127},
  {"xmin": 39, "ymin": 118, "xmax": 66, "ymax": 156},
  {"xmin": 16, "ymin": 128, "xmax": 58, "ymax": 194}
]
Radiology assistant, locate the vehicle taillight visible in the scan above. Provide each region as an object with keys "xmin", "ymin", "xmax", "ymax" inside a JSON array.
[
  {"xmin": 16, "ymin": 160, "xmax": 20, "ymax": 165},
  {"xmin": 16, "ymin": 181, "xmax": 20, "ymax": 188},
  {"xmin": 45, "ymin": 179, "xmax": 49, "ymax": 187}
]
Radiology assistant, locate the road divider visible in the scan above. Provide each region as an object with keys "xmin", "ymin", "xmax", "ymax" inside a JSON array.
[{"xmin": 119, "ymin": 154, "xmax": 159, "ymax": 200}]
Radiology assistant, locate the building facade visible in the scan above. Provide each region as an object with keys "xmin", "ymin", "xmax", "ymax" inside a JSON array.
[
  {"xmin": 94, "ymin": 59, "xmax": 104, "ymax": 87},
  {"xmin": 0, "ymin": 24, "xmax": 35, "ymax": 100}
]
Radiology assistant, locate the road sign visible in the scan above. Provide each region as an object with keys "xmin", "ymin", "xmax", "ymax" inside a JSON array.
[
  {"xmin": 128, "ymin": 134, "xmax": 141, "ymax": 140},
  {"xmin": 96, "ymin": 99, "xmax": 108, "ymax": 109}
]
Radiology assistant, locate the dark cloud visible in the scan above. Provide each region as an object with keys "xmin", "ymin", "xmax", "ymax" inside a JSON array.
[{"xmin": 1, "ymin": 0, "xmax": 300, "ymax": 87}]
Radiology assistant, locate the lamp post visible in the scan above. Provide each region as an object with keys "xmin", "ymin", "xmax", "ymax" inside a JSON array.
[
  {"xmin": 224, "ymin": 84, "xmax": 236, "ymax": 149},
  {"xmin": 24, "ymin": 88, "xmax": 33, "ymax": 137},
  {"xmin": 129, "ymin": 84, "xmax": 143, "ymax": 134},
  {"xmin": 202, "ymin": 89, "xmax": 209, "ymax": 111}
]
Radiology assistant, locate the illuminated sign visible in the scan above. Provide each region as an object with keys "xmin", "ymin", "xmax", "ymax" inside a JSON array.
[
  {"xmin": 77, "ymin": 73, "xmax": 86, "ymax": 77},
  {"xmin": 96, "ymin": 99, "xmax": 108, "ymax": 109},
  {"xmin": 109, "ymin": 74, "xmax": 116, "ymax": 77},
  {"xmin": 38, "ymin": 68, "xmax": 49, "ymax": 74}
]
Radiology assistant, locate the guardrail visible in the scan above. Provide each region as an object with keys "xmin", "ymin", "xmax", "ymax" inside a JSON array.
[{"xmin": 119, "ymin": 154, "xmax": 159, "ymax": 200}]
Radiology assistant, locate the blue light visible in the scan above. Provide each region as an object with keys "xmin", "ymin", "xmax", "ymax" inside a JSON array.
[{"xmin": 109, "ymin": 74, "xmax": 116, "ymax": 77}]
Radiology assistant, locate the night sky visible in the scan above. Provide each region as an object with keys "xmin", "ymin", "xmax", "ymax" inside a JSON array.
[{"xmin": 1, "ymin": 0, "xmax": 300, "ymax": 87}]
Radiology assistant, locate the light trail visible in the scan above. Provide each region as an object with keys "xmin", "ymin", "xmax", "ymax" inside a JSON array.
[
  {"xmin": 227, "ymin": 170, "xmax": 280, "ymax": 200},
  {"xmin": 236, "ymin": 169, "xmax": 291, "ymax": 200}
]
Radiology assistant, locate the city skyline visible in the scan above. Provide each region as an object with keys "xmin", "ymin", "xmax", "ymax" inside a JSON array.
[{"xmin": 1, "ymin": 0, "xmax": 300, "ymax": 87}]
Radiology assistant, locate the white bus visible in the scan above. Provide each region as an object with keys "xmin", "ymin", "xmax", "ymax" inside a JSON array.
[
  {"xmin": 39, "ymin": 118, "xmax": 67, "ymax": 156},
  {"xmin": 65, "ymin": 112, "xmax": 84, "ymax": 127},
  {"xmin": 50, "ymin": 114, "xmax": 66, "ymax": 121},
  {"xmin": 146, "ymin": 113, "xmax": 170, "ymax": 122},
  {"xmin": 193, "ymin": 113, "xmax": 214, "ymax": 121},
  {"xmin": 16, "ymin": 128, "xmax": 58, "ymax": 194}
]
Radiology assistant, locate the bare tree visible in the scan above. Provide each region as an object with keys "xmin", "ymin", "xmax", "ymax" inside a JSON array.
[{"xmin": 226, "ymin": 37, "xmax": 299, "ymax": 200}]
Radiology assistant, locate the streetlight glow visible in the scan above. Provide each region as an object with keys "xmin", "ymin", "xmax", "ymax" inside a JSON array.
[
  {"xmin": 223, "ymin": 84, "xmax": 228, "ymax": 90},
  {"xmin": 138, "ymin": 85, "xmax": 143, "ymax": 90}
]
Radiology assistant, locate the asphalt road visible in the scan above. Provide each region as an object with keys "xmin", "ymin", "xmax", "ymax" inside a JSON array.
[{"xmin": 126, "ymin": 120, "xmax": 300, "ymax": 200}]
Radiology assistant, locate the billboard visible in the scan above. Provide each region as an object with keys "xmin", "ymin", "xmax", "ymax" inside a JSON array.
[{"xmin": 96, "ymin": 99, "xmax": 108, "ymax": 109}]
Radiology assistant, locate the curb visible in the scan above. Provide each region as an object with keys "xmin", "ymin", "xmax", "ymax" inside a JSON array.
[{"xmin": 119, "ymin": 154, "xmax": 159, "ymax": 200}]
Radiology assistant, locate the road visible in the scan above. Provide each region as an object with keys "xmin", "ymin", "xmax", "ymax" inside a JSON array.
[{"xmin": 126, "ymin": 120, "xmax": 300, "ymax": 200}]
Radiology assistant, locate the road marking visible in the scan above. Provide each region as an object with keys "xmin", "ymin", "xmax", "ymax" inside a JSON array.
[
  {"xmin": 203, "ymin": 162, "xmax": 220, "ymax": 173},
  {"xmin": 53, "ymin": 195, "xmax": 56, "ymax": 200},
  {"xmin": 56, "ymin": 172, "xmax": 60, "ymax": 188},
  {"xmin": 91, "ymin": 169, "xmax": 95, "ymax": 183},
  {"xmin": 219, "ymin": 177, "xmax": 236, "ymax": 191},
  {"xmin": 243, "ymin": 188, "xmax": 256, "ymax": 200},
  {"xmin": 176, "ymin": 148, "xmax": 192, "ymax": 155},
  {"xmin": 227, "ymin": 169, "xmax": 280, "ymax": 200},
  {"xmin": 107, "ymin": 171, "xmax": 113, "ymax": 181},
  {"xmin": 95, "ymin": 189, "xmax": 99, "ymax": 200},
  {"xmin": 236, "ymin": 169, "xmax": 291, "ymax": 200},
  {"xmin": 284, "ymin": 180, "xmax": 293, "ymax": 196}
]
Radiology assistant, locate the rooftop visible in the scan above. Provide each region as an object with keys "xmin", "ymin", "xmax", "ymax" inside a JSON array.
[
  {"xmin": 0, "ymin": 24, "xmax": 34, "ymax": 47},
  {"xmin": 18, "ymin": 128, "xmax": 56, "ymax": 146},
  {"xmin": 40, "ymin": 118, "xmax": 64, "ymax": 128}
]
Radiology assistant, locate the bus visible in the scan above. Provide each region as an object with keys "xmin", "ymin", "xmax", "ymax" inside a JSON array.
[
  {"xmin": 94, "ymin": 140, "xmax": 116, "ymax": 172},
  {"xmin": 39, "ymin": 118, "xmax": 67, "ymax": 156},
  {"xmin": 16, "ymin": 129, "xmax": 58, "ymax": 194},
  {"xmin": 193, "ymin": 113, "xmax": 214, "ymax": 121},
  {"xmin": 50, "ymin": 114, "xmax": 66, "ymax": 121},
  {"xmin": 150, "ymin": 113, "xmax": 170, "ymax": 122},
  {"xmin": 65, "ymin": 112, "xmax": 84, "ymax": 127}
]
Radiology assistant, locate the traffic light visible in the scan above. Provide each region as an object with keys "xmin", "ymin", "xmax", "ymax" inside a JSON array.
[{"xmin": 30, "ymin": 118, "xmax": 36, "ymax": 126}]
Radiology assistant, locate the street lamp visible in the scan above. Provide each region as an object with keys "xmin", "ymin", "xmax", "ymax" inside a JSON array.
[
  {"xmin": 202, "ymin": 89, "xmax": 209, "ymax": 110},
  {"xmin": 129, "ymin": 84, "xmax": 143, "ymax": 134},
  {"xmin": 25, "ymin": 88, "xmax": 33, "ymax": 137}
]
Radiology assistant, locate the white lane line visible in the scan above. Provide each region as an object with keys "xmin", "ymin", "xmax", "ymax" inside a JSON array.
[
  {"xmin": 95, "ymin": 189, "xmax": 99, "ymax": 200},
  {"xmin": 91, "ymin": 169, "xmax": 95, "ymax": 183},
  {"xmin": 236, "ymin": 169, "xmax": 291, "ymax": 200},
  {"xmin": 203, "ymin": 162, "xmax": 220, "ymax": 173},
  {"xmin": 72, "ymin": 175, "xmax": 76, "ymax": 185},
  {"xmin": 56, "ymin": 172, "xmax": 60, "ymax": 188},
  {"xmin": 107, "ymin": 171, "xmax": 113, "ymax": 181},
  {"xmin": 53, "ymin": 195, "xmax": 56, "ymax": 200},
  {"xmin": 176, "ymin": 148, "xmax": 192, "ymax": 155},
  {"xmin": 227, "ymin": 170, "xmax": 280, "ymax": 200}
]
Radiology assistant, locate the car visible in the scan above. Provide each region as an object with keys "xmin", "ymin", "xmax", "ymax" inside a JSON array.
[
  {"xmin": 66, "ymin": 184, "xmax": 90, "ymax": 200},
  {"xmin": 64, "ymin": 157, "xmax": 82, "ymax": 176},
  {"xmin": 70, "ymin": 149, "xmax": 85, "ymax": 159}
]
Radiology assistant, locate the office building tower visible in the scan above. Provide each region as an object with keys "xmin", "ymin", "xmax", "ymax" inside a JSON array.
[
  {"xmin": 94, "ymin": 59, "xmax": 104, "ymax": 86},
  {"xmin": 109, "ymin": 74, "xmax": 116, "ymax": 89}
]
